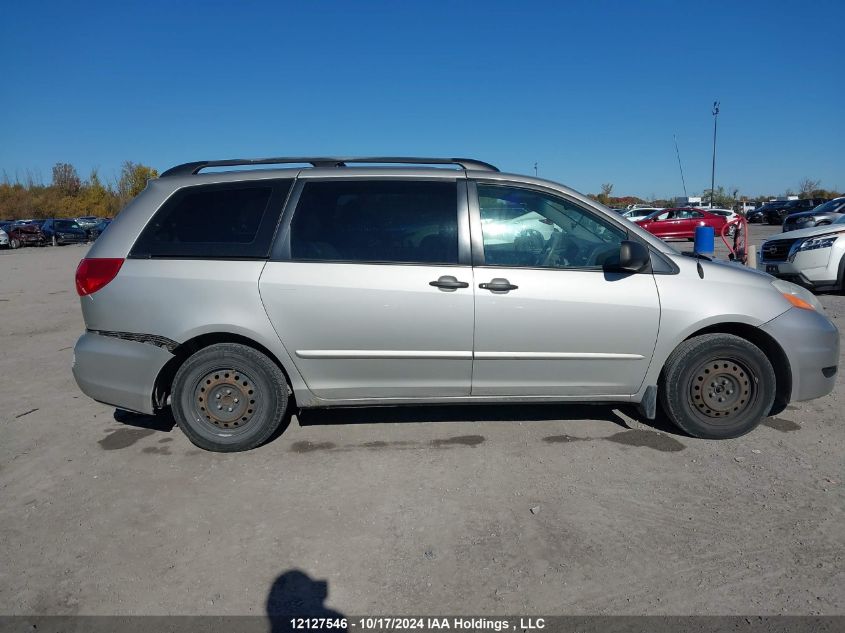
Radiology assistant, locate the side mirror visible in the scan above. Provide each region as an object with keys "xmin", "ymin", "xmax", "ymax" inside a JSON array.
[{"xmin": 618, "ymin": 240, "xmax": 650, "ymax": 272}]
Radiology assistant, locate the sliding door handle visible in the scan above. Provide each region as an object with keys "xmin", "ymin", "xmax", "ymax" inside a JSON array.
[
  {"xmin": 479, "ymin": 278, "xmax": 518, "ymax": 292},
  {"xmin": 430, "ymin": 275, "xmax": 469, "ymax": 289}
]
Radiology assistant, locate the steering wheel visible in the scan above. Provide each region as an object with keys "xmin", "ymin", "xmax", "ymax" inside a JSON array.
[
  {"xmin": 513, "ymin": 229, "xmax": 546, "ymax": 263},
  {"xmin": 540, "ymin": 230, "xmax": 562, "ymax": 266},
  {"xmin": 542, "ymin": 231, "xmax": 584, "ymax": 267}
]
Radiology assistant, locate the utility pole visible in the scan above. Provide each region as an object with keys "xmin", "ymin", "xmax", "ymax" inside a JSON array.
[{"xmin": 711, "ymin": 101, "xmax": 720, "ymax": 208}]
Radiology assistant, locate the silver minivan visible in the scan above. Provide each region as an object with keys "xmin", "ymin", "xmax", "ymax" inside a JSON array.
[{"xmin": 72, "ymin": 157, "xmax": 839, "ymax": 452}]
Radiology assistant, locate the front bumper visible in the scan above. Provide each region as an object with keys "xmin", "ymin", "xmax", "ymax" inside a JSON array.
[
  {"xmin": 56, "ymin": 234, "xmax": 88, "ymax": 244},
  {"xmin": 761, "ymin": 307, "xmax": 839, "ymax": 403},
  {"xmin": 757, "ymin": 247, "xmax": 841, "ymax": 291},
  {"xmin": 72, "ymin": 331, "xmax": 173, "ymax": 414}
]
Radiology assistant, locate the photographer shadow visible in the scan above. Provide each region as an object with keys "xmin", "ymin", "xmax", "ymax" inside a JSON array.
[{"xmin": 267, "ymin": 570, "xmax": 347, "ymax": 633}]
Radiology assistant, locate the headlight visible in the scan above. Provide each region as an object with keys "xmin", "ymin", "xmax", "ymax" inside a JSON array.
[
  {"xmin": 771, "ymin": 279, "xmax": 824, "ymax": 312},
  {"xmin": 797, "ymin": 234, "xmax": 840, "ymax": 252}
]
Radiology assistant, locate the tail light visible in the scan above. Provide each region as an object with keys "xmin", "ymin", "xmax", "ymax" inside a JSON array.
[{"xmin": 75, "ymin": 258, "xmax": 124, "ymax": 296}]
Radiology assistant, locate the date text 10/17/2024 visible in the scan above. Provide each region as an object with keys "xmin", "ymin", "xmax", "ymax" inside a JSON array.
[{"xmin": 288, "ymin": 618, "xmax": 546, "ymax": 631}]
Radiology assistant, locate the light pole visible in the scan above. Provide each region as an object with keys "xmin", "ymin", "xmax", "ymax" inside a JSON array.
[{"xmin": 710, "ymin": 101, "xmax": 720, "ymax": 207}]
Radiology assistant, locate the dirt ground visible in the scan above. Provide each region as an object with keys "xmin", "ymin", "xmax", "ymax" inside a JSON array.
[{"xmin": 1, "ymin": 224, "xmax": 842, "ymax": 616}]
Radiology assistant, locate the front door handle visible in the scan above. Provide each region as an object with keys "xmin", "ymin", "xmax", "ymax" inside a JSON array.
[
  {"xmin": 479, "ymin": 278, "xmax": 518, "ymax": 292},
  {"xmin": 429, "ymin": 275, "xmax": 470, "ymax": 290}
]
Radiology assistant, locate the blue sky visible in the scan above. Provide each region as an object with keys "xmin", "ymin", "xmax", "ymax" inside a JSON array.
[{"xmin": 2, "ymin": 0, "xmax": 843, "ymax": 199}]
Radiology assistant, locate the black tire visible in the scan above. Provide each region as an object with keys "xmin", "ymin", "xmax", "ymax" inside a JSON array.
[
  {"xmin": 659, "ymin": 333, "xmax": 776, "ymax": 439},
  {"xmin": 171, "ymin": 343, "xmax": 289, "ymax": 452},
  {"xmin": 837, "ymin": 253, "xmax": 845, "ymax": 296},
  {"xmin": 9, "ymin": 238, "xmax": 19, "ymax": 249}
]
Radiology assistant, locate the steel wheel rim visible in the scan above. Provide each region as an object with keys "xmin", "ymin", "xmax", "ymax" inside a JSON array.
[
  {"xmin": 689, "ymin": 357, "xmax": 755, "ymax": 422},
  {"xmin": 193, "ymin": 367, "xmax": 260, "ymax": 433}
]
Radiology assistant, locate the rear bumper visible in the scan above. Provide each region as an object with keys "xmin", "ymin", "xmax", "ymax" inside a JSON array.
[
  {"xmin": 761, "ymin": 308, "xmax": 840, "ymax": 402},
  {"xmin": 72, "ymin": 331, "xmax": 173, "ymax": 414}
]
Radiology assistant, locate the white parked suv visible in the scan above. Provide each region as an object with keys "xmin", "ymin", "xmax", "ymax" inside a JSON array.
[{"xmin": 759, "ymin": 214, "xmax": 845, "ymax": 292}]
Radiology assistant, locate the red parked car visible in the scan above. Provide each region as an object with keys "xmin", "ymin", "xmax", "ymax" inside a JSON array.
[
  {"xmin": 635, "ymin": 207, "xmax": 727, "ymax": 241},
  {"xmin": 7, "ymin": 221, "xmax": 47, "ymax": 249}
]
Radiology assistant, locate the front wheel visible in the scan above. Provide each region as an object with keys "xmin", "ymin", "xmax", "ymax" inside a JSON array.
[
  {"xmin": 660, "ymin": 333, "xmax": 776, "ymax": 439},
  {"xmin": 171, "ymin": 343, "xmax": 290, "ymax": 452},
  {"xmin": 9, "ymin": 238, "xmax": 19, "ymax": 249}
]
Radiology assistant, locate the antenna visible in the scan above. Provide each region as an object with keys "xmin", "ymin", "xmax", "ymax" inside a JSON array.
[
  {"xmin": 674, "ymin": 134, "xmax": 688, "ymax": 198},
  {"xmin": 534, "ymin": 162, "xmax": 538, "ymax": 177}
]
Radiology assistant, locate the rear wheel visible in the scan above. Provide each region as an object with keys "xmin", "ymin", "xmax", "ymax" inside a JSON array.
[
  {"xmin": 660, "ymin": 333, "xmax": 776, "ymax": 439},
  {"xmin": 171, "ymin": 343, "xmax": 289, "ymax": 452}
]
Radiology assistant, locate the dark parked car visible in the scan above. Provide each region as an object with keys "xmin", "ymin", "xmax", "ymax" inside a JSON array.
[
  {"xmin": 7, "ymin": 222, "xmax": 46, "ymax": 249},
  {"xmin": 765, "ymin": 198, "xmax": 829, "ymax": 225},
  {"xmin": 87, "ymin": 218, "xmax": 112, "ymax": 240},
  {"xmin": 782, "ymin": 197, "xmax": 845, "ymax": 232},
  {"xmin": 41, "ymin": 218, "xmax": 89, "ymax": 245},
  {"xmin": 747, "ymin": 201, "xmax": 786, "ymax": 223}
]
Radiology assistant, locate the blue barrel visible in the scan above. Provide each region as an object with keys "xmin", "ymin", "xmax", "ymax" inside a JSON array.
[{"xmin": 694, "ymin": 226, "xmax": 715, "ymax": 256}]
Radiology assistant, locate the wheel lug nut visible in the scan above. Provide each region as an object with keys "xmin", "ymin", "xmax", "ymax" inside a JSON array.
[
  {"xmin": 217, "ymin": 405, "xmax": 222, "ymax": 410},
  {"xmin": 227, "ymin": 407, "xmax": 233, "ymax": 412},
  {"xmin": 216, "ymin": 394, "xmax": 221, "ymax": 399},
  {"xmin": 226, "ymin": 389, "xmax": 232, "ymax": 395},
  {"xmin": 234, "ymin": 398, "xmax": 239, "ymax": 403}
]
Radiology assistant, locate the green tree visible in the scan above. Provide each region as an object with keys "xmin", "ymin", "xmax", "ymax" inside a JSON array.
[
  {"xmin": 52, "ymin": 162, "xmax": 81, "ymax": 195},
  {"xmin": 597, "ymin": 182, "xmax": 614, "ymax": 205},
  {"xmin": 702, "ymin": 186, "xmax": 735, "ymax": 208},
  {"xmin": 79, "ymin": 169, "xmax": 118, "ymax": 217},
  {"xmin": 798, "ymin": 178, "xmax": 822, "ymax": 199},
  {"xmin": 118, "ymin": 161, "xmax": 159, "ymax": 206}
]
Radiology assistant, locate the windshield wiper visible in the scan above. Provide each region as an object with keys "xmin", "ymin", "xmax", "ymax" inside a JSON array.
[{"xmin": 680, "ymin": 251, "xmax": 712, "ymax": 261}]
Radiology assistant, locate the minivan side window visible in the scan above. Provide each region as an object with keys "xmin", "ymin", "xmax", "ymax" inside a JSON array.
[
  {"xmin": 130, "ymin": 180, "xmax": 292, "ymax": 259},
  {"xmin": 289, "ymin": 180, "xmax": 459, "ymax": 264},
  {"xmin": 477, "ymin": 184, "xmax": 626, "ymax": 269}
]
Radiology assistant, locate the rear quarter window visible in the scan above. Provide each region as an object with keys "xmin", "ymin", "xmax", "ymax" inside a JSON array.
[{"xmin": 130, "ymin": 180, "xmax": 292, "ymax": 259}]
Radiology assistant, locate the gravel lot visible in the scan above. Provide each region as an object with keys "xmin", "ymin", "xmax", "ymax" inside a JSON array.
[{"xmin": 1, "ymin": 224, "xmax": 842, "ymax": 616}]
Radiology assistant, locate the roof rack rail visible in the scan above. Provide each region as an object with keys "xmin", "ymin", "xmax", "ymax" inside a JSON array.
[{"xmin": 159, "ymin": 156, "xmax": 499, "ymax": 178}]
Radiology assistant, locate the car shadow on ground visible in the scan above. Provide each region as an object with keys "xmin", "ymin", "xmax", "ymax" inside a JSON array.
[
  {"xmin": 112, "ymin": 408, "xmax": 175, "ymax": 432},
  {"xmin": 297, "ymin": 402, "xmax": 682, "ymax": 436},
  {"xmin": 108, "ymin": 402, "xmax": 686, "ymax": 448}
]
